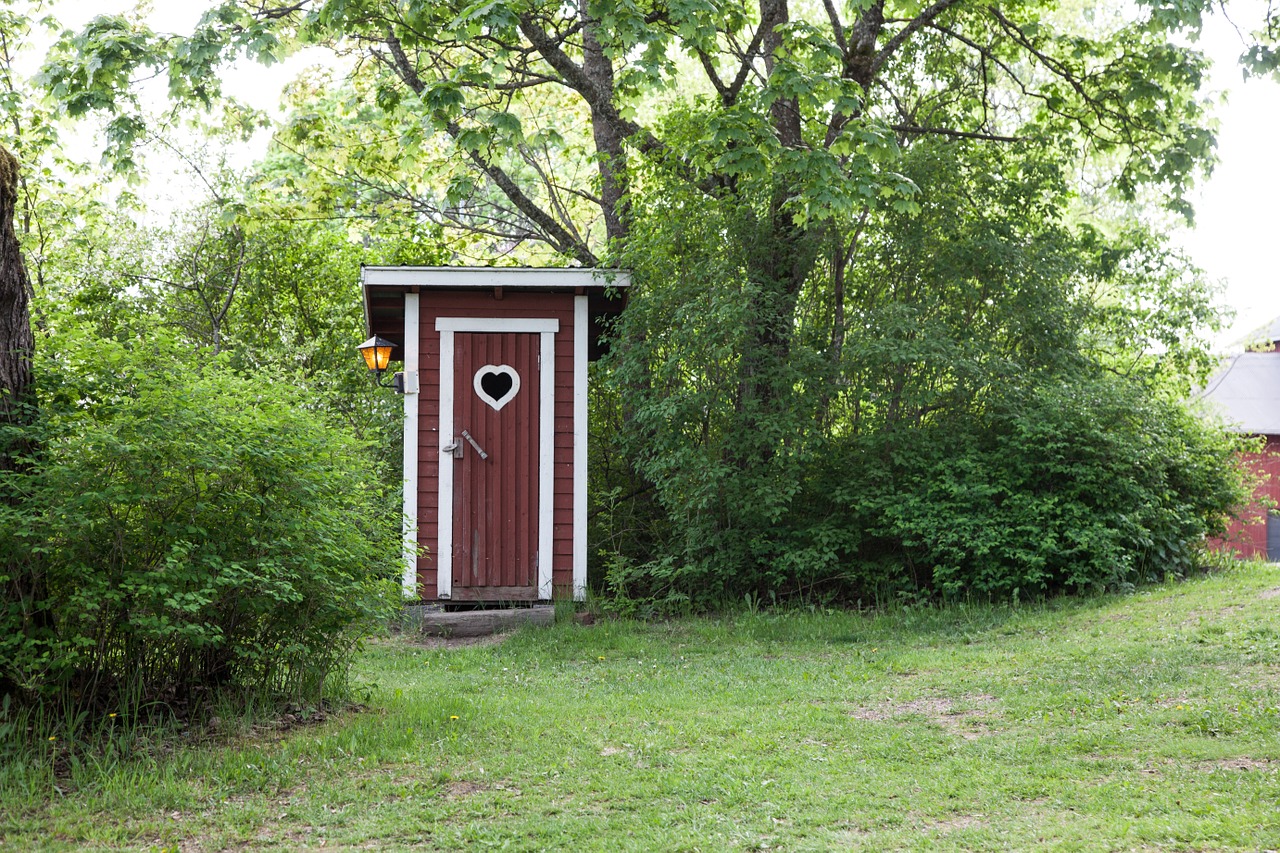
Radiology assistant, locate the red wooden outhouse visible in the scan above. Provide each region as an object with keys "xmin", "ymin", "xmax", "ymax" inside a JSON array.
[{"xmin": 361, "ymin": 267, "xmax": 627, "ymax": 602}]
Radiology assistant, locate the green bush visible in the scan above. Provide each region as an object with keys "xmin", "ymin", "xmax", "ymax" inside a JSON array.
[
  {"xmin": 599, "ymin": 364, "xmax": 1248, "ymax": 608},
  {"xmin": 834, "ymin": 374, "xmax": 1250, "ymax": 599},
  {"xmin": 0, "ymin": 325, "xmax": 401, "ymax": 714}
]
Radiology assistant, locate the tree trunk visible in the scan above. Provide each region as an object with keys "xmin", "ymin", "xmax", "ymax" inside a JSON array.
[
  {"xmin": 731, "ymin": 196, "xmax": 820, "ymax": 465},
  {"xmin": 0, "ymin": 145, "xmax": 34, "ymax": 443},
  {"xmin": 581, "ymin": 17, "xmax": 630, "ymax": 246},
  {"xmin": 1, "ymin": 145, "xmax": 41, "ymax": 702}
]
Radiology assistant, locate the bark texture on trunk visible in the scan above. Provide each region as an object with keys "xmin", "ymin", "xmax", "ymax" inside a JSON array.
[
  {"xmin": 0, "ymin": 145, "xmax": 33, "ymax": 443},
  {"xmin": 1, "ymin": 145, "xmax": 39, "ymax": 702},
  {"xmin": 582, "ymin": 18, "xmax": 630, "ymax": 246}
]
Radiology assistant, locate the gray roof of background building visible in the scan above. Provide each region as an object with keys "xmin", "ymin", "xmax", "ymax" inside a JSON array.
[
  {"xmin": 1237, "ymin": 315, "xmax": 1280, "ymax": 351},
  {"xmin": 1268, "ymin": 316, "xmax": 1280, "ymax": 344},
  {"xmin": 1198, "ymin": 351, "xmax": 1280, "ymax": 435}
]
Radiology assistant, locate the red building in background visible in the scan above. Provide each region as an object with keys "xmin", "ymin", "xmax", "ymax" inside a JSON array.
[{"xmin": 1199, "ymin": 317, "xmax": 1280, "ymax": 560}]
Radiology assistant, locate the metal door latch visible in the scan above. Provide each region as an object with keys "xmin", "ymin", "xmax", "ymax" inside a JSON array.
[
  {"xmin": 442, "ymin": 439, "xmax": 462, "ymax": 458},
  {"xmin": 460, "ymin": 429, "xmax": 489, "ymax": 460}
]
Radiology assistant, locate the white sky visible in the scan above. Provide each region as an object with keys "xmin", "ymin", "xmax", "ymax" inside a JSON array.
[
  {"xmin": 1172, "ymin": 4, "xmax": 1280, "ymax": 348},
  {"xmin": 39, "ymin": 1, "xmax": 1280, "ymax": 349}
]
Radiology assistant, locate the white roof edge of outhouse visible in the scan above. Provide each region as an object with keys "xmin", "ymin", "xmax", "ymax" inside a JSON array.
[{"xmin": 361, "ymin": 265, "xmax": 629, "ymax": 288}]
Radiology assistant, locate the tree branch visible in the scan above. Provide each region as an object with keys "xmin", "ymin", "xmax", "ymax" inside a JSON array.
[
  {"xmin": 890, "ymin": 123, "xmax": 1022, "ymax": 142},
  {"xmin": 516, "ymin": 13, "xmax": 667, "ymax": 159},
  {"xmin": 823, "ymin": 0, "xmax": 848, "ymax": 53},
  {"xmin": 870, "ymin": 0, "xmax": 967, "ymax": 79},
  {"xmin": 383, "ymin": 33, "xmax": 598, "ymax": 265},
  {"xmin": 722, "ymin": 15, "xmax": 774, "ymax": 106}
]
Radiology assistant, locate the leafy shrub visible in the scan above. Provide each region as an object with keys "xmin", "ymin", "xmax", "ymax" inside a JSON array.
[
  {"xmin": 599, "ymin": 364, "xmax": 1248, "ymax": 608},
  {"xmin": 0, "ymin": 325, "xmax": 401, "ymax": 714},
  {"xmin": 834, "ymin": 373, "xmax": 1250, "ymax": 599}
]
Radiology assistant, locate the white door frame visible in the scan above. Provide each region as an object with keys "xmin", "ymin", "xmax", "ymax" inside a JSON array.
[
  {"xmin": 435, "ymin": 317, "xmax": 558, "ymax": 599},
  {"xmin": 401, "ymin": 294, "xmax": 421, "ymax": 598},
  {"xmin": 572, "ymin": 295, "xmax": 588, "ymax": 601}
]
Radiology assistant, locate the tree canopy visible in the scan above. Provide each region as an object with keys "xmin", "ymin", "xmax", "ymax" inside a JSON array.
[{"xmin": 39, "ymin": 0, "xmax": 1221, "ymax": 247}]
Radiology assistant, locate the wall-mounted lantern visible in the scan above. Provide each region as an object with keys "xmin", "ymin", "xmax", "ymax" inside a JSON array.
[{"xmin": 357, "ymin": 335, "xmax": 397, "ymax": 388}]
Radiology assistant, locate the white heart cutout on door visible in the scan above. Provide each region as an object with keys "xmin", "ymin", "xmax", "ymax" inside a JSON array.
[{"xmin": 473, "ymin": 364, "xmax": 521, "ymax": 411}]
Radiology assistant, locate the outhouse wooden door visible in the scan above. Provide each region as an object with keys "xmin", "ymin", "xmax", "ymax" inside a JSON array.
[
  {"xmin": 450, "ymin": 331, "xmax": 539, "ymax": 596},
  {"xmin": 436, "ymin": 317, "xmax": 558, "ymax": 601}
]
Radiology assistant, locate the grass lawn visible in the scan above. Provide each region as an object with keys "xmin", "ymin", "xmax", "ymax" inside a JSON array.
[{"xmin": 3, "ymin": 562, "xmax": 1280, "ymax": 851}]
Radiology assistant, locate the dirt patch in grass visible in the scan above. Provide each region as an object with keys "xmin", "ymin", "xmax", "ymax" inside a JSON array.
[
  {"xmin": 851, "ymin": 693, "xmax": 996, "ymax": 719},
  {"xmin": 925, "ymin": 813, "xmax": 986, "ymax": 832},
  {"xmin": 272, "ymin": 825, "xmax": 328, "ymax": 846},
  {"xmin": 1197, "ymin": 758, "xmax": 1276, "ymax": 772},
  {"xmin": 852, "ymin": 695, "xmax": 947, "ymax": 720},
  {"xmin": 1258, "ymin": 587, "xmax": 1280, "ymax": 601},
  {"xmin": 1199, "ymin": 662, "xmax": 1280, "ymax": 688},
  {"xmin": 1247, "ymin": 664, "xmax": 1280, "ymax": 687},
  {"xmin": 850, "ymin": 694, "xmax": 998, "ymax": 738},
  {"xmin": 1182, "ymin": 605, "xmax": 1247, "ymax": 626},
  {"xmin": 445, "ymin": 780, "xmax": 489, "ymax": 798},
  {"xmin": 952, "ymin": 722, "xmax": 996, "ymax": 740}
]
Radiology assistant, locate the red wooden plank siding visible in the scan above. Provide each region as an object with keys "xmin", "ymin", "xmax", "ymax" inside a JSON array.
[
  {"xmin": 551, "ymin": 326, "xmax": 575, "ymax": 594},
  {"xmin": 415, "ymin": 312, "xmax": 440, "ymax": 596},
  {"xmin": 412, "ymin": 291, "xmax": 577, "ymax": 600}
]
